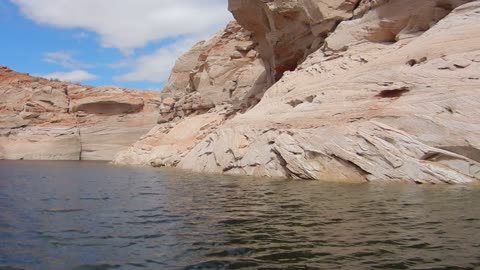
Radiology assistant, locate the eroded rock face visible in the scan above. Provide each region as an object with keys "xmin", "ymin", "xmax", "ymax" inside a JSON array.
[
  {"xmin": 228, "ymin": 0, "xmax": 361, "ymax": 82},
  {"xmin": 0, "ymin": 67, "xmax": 160, "ymax": 160},
  {"xmin": 161, "ymin": 22, "xmax": 268, "ymax": 118},
  {"xmin": 5, "ymin": 0, "xmax": 479, "ymax": 184},
  {"xmin": 177, "ymin": 0, "xmax": 480, "ymax": 184},
  {"xmin": 114, "ymin": 21, "xmax": 269, "ymax": 166}
]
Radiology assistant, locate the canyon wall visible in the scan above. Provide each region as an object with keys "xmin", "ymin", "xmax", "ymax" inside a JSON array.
[
  {"xmin": 114, "ymin": 21, "xmax": 269, "ymax": 166},
  {"xmin": 228, "ymin": 0, "xmax": 361, "ymax": 83},
  {"xmin": 117, "ymin": 0, "xmax": 480, "ymax": 184},
  {"xmin": 2, "ymin": 0, "xmax": 479, "ymax": 184},
  {"xmin": 177, "ymin": 0, "xmax": 480, "ymax": 184},
  {"xmin": 0, "ymin": 67, "xmax": 160, "ymax": 160}
]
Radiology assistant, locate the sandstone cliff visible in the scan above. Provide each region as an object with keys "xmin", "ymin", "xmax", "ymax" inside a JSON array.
[
  {"xmin": 117, "ymin": 0, "xmax": 480, "ymax": 184},
  {"xmin": 114, "ymin": 21, "xmax": 269, "ymax": 166},
  {"xmin": 2, "ymin": 0, "xmax": 479, "ymax": 184},
  {"xmin": 0, "ymin": 67, "xmax": 160, "ymax": 160}
]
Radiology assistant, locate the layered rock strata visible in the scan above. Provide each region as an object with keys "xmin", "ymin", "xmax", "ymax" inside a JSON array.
[
  {"xmin": 0, "ymin": 67, "xmax": 160, "ymax": 160},
  {"xmin": 228, "ymin": 0, "xmax": 362, "ymax": 82},
  {"xmin": 114, "ymin": 22, "xmax": 269, "ymax": 166},
  {"xmin": 3, "ymin": 0, "xmax": 478, "ymax": 184},
  {"xmin": 177, "ymin": 0, "xmax": 480, "ymax": 184},
  {"xmin": 118, "ymin": 0, "xmax": 480, "ymax": 184}
]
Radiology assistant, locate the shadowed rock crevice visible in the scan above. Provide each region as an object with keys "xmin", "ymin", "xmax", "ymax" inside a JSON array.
[
  {"xmin": 72, "ymin": 100, "xmax": 144, "ymax": 115},
  {"xmin": 331, "ymin": 154, "xmax": 371, "ymax": 178},
  {"xmin": 376, "ymin": 87, "xmax": 410, "ymax": 98},
  {"xmin": 229, "ymin": 0, "xmax": 362, "ymax": 83},
  {"xmin": 438, "ymin": 146, "xmax": 480, "ymax": 163}
]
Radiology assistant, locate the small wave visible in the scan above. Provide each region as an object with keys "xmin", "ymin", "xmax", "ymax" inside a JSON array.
[
  {"xmin": 144, "ymin": 259, "xmax": 167, "ymax": 266},
  {"xmin": 80, "ymin": 197, "xmax": 110, "ymax": 201},
  {"xmin": 125, "ymin": 263, "xmax": 147, "ymax": 268},
  {"xmin": 60, "ymin": 229, "xmax": 89, "ymax": 234},
  {"xmin": 119, "ymin": 233, "xmax": 164, "ymax": 240},
  {"xmin": 186, "ymin": 260, "xmax": 259, "ymax": 270},
  {"xmin": 207, "ymin": 247, "xmax": 254, "ymax": 258},
  {"xmin": 126, "ymin": 219, "xmax": 179, "ymax": 225},
  {"xmin": 114, "ymin": 242, "xmax": 136, "ymax": 248},
  {"xmin": 255, "ymin": 250, "xmax": 329, "ymax": 262},
  {"xmin": 40, "ymin": 197, "xmax": 67, "ymax": 202},
  {"xmin": 43, "ymin": 209, "xmax": 84, "ymax": 213},
  {"xmin": 0, "ymin": 266, "xmax": 27, "ymax": 270},
  {"xmin": 184, "ymin": 260, "xmax": 230, "ymax": 270},
  {"xmin": 218, "ymin": 218, "xmax": 258, "ymax": 226},
  {"xmin": 72, "ymin": 263, "xmax": 121, "ymax": 270}
]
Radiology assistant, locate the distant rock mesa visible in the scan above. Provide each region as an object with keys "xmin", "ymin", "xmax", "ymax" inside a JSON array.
[{"xmin": 0, "ymin": 67, "xmax": 161, "ymax": 160}]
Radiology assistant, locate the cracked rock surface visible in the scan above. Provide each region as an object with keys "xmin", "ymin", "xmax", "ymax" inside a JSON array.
[
  {"xmin": 176, "ymin": 0, "xmax": 480, "ymax": 183},
  {"xmin": 114, "ymin": 22, "xmax": 268, "ymax": 167}
]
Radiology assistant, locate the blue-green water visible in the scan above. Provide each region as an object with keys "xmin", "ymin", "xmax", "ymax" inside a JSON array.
[{"xmin": 0, "ymin": 161, "xmax": 479, "ymax": 270}]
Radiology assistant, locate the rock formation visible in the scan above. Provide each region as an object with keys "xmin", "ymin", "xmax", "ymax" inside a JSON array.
[
  {"xmin": 118, "ymin": 0, "xmax": 480, "ymax": 184},
  {"xmin": 0, "ymin": 67, "xmax": 160, "ymax": 160},
  {"xmin": 114, "ymin": 21, "xmax": 269, "ymax": 166},
  {"xmin": 228, "ymin": 0, "xmax": 361, "ymax": 82},
  {"xmin": 2, "ymin": 0, "xmax": 479, "ymax": 184},
  {"xmin": 177, "ymin": 0, "xmax": 480, "ymax": 184}
]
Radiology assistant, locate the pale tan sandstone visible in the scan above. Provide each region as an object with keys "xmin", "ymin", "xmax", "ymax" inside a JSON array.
[
  {"xmin": 0, "ymin": 67, "xmax": 161, "ymax": 160},
  {"xmin": 228, "ymin": 0, "xmax": 362, "ymax": 83},
  {"xmin": 114, "ymin": 22, "xmax": 268, "ymax": 166},
  {"xmin": 165, "ymin": 22, "xmax": 268, "ymax": 115},
  {"xmin": 68, "ymin": 86, "xmax": 160, "ymax": 160},
  {"xmin": 4, "ymin": 1, "xmax": 479, "ymax": 184},
  {"xmin": 114, "ymin": 112, "xmax": 225, "ymax": 166},
  {"xmin": 177, "ymin": 1, "xmax": 480, "ymax": 184},
  {"xmin": 0, "ymin": 68, "xmax": 80, "ymax": 160}
]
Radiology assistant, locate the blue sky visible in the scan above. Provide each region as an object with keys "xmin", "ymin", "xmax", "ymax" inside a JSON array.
[{"xmin": 0, "ymin": 0, "xmax": 231, "ymax": 90}]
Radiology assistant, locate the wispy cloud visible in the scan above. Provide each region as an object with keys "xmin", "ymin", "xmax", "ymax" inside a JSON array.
[
  {"xmin": 38, "ymin": 70, "xmax": 97, "ymax": 83},
  {"xmin": 43, "ymin": 51, "xmax": 93, "ymax": 69},
  {"xmin": 113, "ymin": 37, "xmax": 201, "ymax": 83},
  {"xmin": 73, "ymin": 32, "xmax": 89, "ymax": 40},
  {"xmin": 107, "ymin": 60, "xmax": 132, "ymax": 69},
  {"xmin": 12, "ymin": 0, "xmax": 231, "ymax": 54},
  {"xmin": 10, "ymin": 0, "xmax": 233, "ymax": 88}
]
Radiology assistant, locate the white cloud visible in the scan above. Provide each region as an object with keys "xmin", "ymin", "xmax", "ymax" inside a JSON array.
[
  {"xmin": 44, "ymin": 51, "xmax": 93, "ymax": 69},
  {"xmin": 12, "ymin": 0, "xmax": 232, "ymax": 54},
  {"xmin": 39, "ymin": 70, "xmax": 97, "ymax": 83},
  {"xmin": 114, "ymin": 38, "xmax": 199, "ymax": 83},
  {"xmin": 107, "ymin": 60, "xmax": 133, "ymax": 70},
  {"xmin": 73, "ymin": 32, "xmax": 89, "ymax": 40}
]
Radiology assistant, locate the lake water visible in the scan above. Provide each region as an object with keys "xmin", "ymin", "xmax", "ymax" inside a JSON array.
[{"xmin": 0, "ymin": 161, "xmax": 479, "ymax": 270}]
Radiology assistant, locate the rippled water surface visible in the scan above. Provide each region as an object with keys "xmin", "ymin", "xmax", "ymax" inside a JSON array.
[{"xmin": 1, "ymin": 161, "xmax": 480, "ymax": 270}]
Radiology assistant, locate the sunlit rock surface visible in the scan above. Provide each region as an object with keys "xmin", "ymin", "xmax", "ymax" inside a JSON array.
[
  {"xmin": 3, "ymin": 0, "xmax": 479, "ymax": 184},
  {"xmin": 177, "ymin": 1, "xmax": 480, "ymax": 184},
  {"xmin": 0, "ymin": 67, "xmax": 160, "ymax": 160},
  {"xmin": 114, "ymin": 21, "xmax": 268, "ymax": 166}
]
